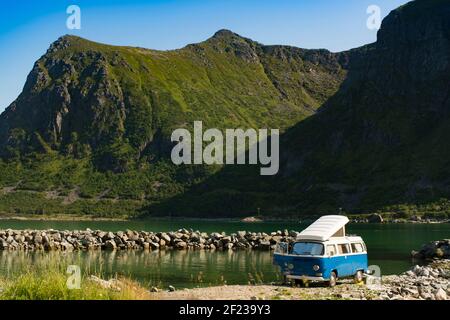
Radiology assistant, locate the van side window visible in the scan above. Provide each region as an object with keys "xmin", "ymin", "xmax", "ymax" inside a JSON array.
[
  {"xmin": 351, "ymin": 243, "xmax": 364, "ymax": 253},
  {"xmin": 362, "ymin": 242, "xmax": 367, "ymax": 252},
  {"xmin": 337, "ymin": 243, "xmax": 350, "ymax": 254},
  {"xmin": 326, "ymin": 245, "xmax": 336, "ymax": 256}
]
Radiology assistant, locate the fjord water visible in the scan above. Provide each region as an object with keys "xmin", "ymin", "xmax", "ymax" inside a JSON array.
[{"xmin": 0, "ymin": 220, "xmax": 449, "ymax": 288}]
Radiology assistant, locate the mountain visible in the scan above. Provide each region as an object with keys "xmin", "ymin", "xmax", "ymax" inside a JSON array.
[
  {"xmin": 0, "ymin": 27, "xmax": 350, "ymax": 217},
  {"xmin": 0, "ymin": 30, "xmax": 348, "ymax": 171},
  {"xmin": 148, "ymin": 0, "xmax": 450, "ymax": 219},
  {"xmin": 276, "ymin": 0, "xmax": 450, "ymax": 216},
  {"xmin": 1, "ymin": 0, "xmax": 449, "ymax": 219}
]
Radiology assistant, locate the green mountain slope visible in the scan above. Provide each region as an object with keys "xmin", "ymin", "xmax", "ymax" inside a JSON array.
[
  {"xmin": 0, "ymin": 30, "xmax": 347, "ymax": 167},
  {"xmin": 278, "ymin": 0, "xmax": 450, "ymax": 216},
  {"xmin": 1, "ymin": 0, "xmax": 449, "ymax": 220},
  {"xmin": 148, "ymin": 0, "xmax": 450, "ymax": 219},
  {"xmin": 0, "ymin": 29, "xmax": 349, "ymax": 217}
]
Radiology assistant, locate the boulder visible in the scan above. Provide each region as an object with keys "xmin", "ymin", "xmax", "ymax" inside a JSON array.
[
  {"xmin": 97, "ymin": 231, "xmax": 106, "ymax": 239},
  {"xmin": 14, "ymin": 234, "xmax": 25, "ymax": 243},
  {"xmin": 175, "ymin": 241, "xmax": 187, "ymax": 249},
  {"xmin": 0, "ymin": 240, "xmax": 8, "ymax": 250},
  {"xmin": 434, "ymin": 288, "xmax": 447, "ymax": 300},
  {"xmin": 105, "ymin": 240, "xmax": 117, "ymax": 250},
  {"xmin": 237, "ymin": 231, "xmax": 246, "ymax": 238},
  {"xmin": 105, "ymin": 232, "xmax": 115, "ymax": 240},
  {"xmin": 52, "ymin": 233, "xmax": 62, "ymax": 242},
  {"xmin": 160, "ymin": 233, "xmax": 171, "ymax": 243},
  {"xmin": 222, "ymin": 236, "xmax": 232, "ymax": 244},
  {"xmin": 61, "ymin": 241, "xmax": 74, "ymax": 251},
  {"xmin": 258, "ymin": 240, "xmax": 271, "ymax": 250},
  {"xmin": 150, "ymin": 242, "xmax": 160, "ymax": 250},
  {"xmin": 190, "ymin": 233, "xmax": 200, "ymax": 242},
  {"xmin": 225, "ymin": 243, "xmax": 233, "ymax": 250}
]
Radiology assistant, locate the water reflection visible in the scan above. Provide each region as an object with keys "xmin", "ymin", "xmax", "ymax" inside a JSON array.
[
  {"xmin": 1, "ymin": 223, "xmax": 449, "ymax": 287},
  {"xmin": 0, "ymin": 249, "xmax": 279, "ymax": 288}
]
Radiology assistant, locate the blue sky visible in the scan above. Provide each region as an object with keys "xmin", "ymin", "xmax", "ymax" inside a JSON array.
[{"xmin": 0, "ymin": 0, "xmax": 410, "ymax": 112}]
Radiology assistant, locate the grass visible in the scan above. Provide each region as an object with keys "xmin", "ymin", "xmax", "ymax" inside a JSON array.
[{"xmin": 0, "ymin": 257, "xmax": 150, "ymax": 300}]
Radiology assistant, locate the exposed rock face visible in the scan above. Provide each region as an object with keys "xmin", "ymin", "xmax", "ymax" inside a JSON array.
[
  {"xmin": 282, "ymin": 0, "xmax": 450, "ymax": 209},
  {"xmin": 142, "ymin": 0, "xmax": 450, "ymax": 217},
  {"xmin": 0, "ymin": 31, "xmax": 349, "ymax": 173}
]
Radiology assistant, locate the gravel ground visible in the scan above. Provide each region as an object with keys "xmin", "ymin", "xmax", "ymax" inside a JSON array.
[{"xmin": 152, "ymin": 260, "xmax": 450, "ymax": 300}]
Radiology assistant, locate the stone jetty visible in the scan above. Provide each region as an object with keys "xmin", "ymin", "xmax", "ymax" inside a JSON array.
[{"xmin": 0, "ymin": 228, "xmax": 300, "ymax": 251}]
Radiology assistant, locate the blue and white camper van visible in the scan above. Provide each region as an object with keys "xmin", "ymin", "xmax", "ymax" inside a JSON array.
[{"xmin": 273, "ymin": 215, "xmax": 368, "ymax": 287}]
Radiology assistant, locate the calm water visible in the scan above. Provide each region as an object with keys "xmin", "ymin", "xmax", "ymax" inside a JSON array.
[{"xmin": 0, "ymin": 220, "xmax": 449, "ymax": 288}]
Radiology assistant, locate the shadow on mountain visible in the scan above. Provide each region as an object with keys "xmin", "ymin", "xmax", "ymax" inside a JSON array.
[{"xmin": 142, "ymin": 0, "xmax": 450, "ymax": 218}]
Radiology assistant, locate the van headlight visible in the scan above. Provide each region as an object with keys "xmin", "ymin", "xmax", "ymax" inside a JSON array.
[
  {"xmin": 313, "ymin": 265, "xmax": 320, "ymax": 271},
  {"xmin": 288, "ymin": 264, "xmax": 294, "ymax": 270}
]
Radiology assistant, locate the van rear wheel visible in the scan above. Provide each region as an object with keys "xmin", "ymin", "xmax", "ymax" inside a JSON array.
[
  {"xmin": 328, "ymin": 272, "xmax": 337, "ymax": 287},
  {"xmin": 354, "ymin": 270, "xmax": 363, "ymax": 284},
  {"xmin": 295, "ymin": 279, "xmax": 307, "ymax": 287}
]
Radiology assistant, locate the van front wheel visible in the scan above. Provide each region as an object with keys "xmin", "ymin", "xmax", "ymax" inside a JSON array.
[
  {"xmin": 328, "ymin": 272, "xmax": 337, "ymax": 287},
  {"xmin": 354, "ymin": 270, "xmax": 363, "ymax": 284}
]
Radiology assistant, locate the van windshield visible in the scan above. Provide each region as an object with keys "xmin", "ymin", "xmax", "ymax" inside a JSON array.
[{"xmin": 292, "ymin": 242, "xmax": 324, "ymax": 256}]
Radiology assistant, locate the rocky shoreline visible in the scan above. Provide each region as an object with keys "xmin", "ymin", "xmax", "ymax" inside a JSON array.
[
  {"xmin": 379, "ymin": 261, "xmax": 449, "ymax": 300},
  {"xmin": 349, "ymin": 213, "xmax": 450, "ymax": 224},
  {"xmin": 0, "ymin": 228, "xmax": 449, "ymax": 300},
  {"xmin": 411, "ymin": 239, "xmax": 450, "ymax": 260},
  {"xmin": 152, "ymin": 261, "xmax": 450, "ymax": 300},
  {"xmin": 0, "ymin": 228, "xmax": 299, "ymax": 251}
]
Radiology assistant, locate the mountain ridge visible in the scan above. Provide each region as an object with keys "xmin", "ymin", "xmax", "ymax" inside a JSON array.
[
  {"xmin": 0, "ymin": 25, "xmax": 353, "ymax": 217},
  {"xmin": 1, "ymin": 0, "xmax": 450, "ymax": 219},
  {"xmin": 0, "ymin": 28, "xmax": 350, "ymax": 171},
  {"xmin": 147, "ymin": 0, "xmax": 450, "ymax": 218}
]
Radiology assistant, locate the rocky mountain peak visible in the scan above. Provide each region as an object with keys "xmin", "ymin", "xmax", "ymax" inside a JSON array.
[
  {"xmin": 377, "ymin": 0, "xmax": 450, "ymax": 47},
  {"xmin": 205, "ymin": 29, "xmax": 261, "ymax": 63},
  {"xmin": 0, "ymin": 28, "xmax": 349, "ymax": 171},
  {"xmin": 212, "ymin": 29, "xmax": 237, "ymax": 39}
]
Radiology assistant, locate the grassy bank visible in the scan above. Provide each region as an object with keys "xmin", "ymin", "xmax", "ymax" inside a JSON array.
[
  {"xmin": 0, "ymin": 256, "xmax": 448, "ymax": 300},
  {"xmin": 0, "ymin": 258, "xmax": 150, "ymax": 300},
  {"xmin": 3, "ymin": 157, "xmax": 450, "ymax": 221}
]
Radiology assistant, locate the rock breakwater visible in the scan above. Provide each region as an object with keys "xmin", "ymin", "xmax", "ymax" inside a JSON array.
[{"xmin": 0, "ymin": 228, "xmax": 299, "ymax": 251}]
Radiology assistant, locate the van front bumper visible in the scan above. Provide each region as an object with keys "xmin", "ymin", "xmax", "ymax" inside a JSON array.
[{"xmin": 285, "ymin": 274, "xmax": 326, "ymax": 281}]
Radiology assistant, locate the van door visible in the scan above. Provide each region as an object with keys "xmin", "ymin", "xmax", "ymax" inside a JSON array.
[
  {"xmin": 350, "ymin": 242, "xmax": 368, "ymax": 273},
  {"xmin": 336, "ymin": 243, "xmax": 353, "ymax": 277}
]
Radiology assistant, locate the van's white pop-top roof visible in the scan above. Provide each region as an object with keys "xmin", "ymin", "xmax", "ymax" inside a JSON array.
[{"xmin": 297, "ymin": 215, "xmax": 349, "ymax": 241}]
